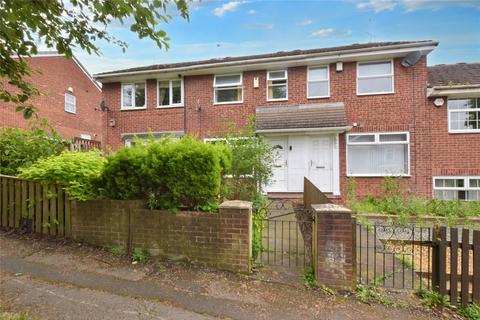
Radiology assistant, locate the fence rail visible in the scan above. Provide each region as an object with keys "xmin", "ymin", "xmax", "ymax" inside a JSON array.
[{"xmin": 0, "ymin": 175, "xmax": 71, "ymax": 237}]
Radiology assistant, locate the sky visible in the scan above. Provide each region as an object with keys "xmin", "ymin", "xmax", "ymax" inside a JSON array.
[{"xmin": 75, "ymin": 0, "xmax": 480, "ymax": 75}]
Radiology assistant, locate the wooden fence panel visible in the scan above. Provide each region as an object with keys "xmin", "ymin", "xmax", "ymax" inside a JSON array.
[
  {"xmin": 450, "ymin": 228, "xmax": 459, "ymax": 306},
  {"xmin": 473, "ymin": 230, "xmax": 480, "ymax": 304},
  {"xmin": 0, "ymin": 175, "xmax": 71, "ymax": 237}
]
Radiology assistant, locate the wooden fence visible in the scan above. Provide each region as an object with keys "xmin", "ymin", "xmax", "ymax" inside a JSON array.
[
  {"xmin": 432, "ymin": 226, "xmax": 480, "ymax": 306},
  {"xmin": 0, "ymin": 175, "xmax": 72, "ymax": 237}
]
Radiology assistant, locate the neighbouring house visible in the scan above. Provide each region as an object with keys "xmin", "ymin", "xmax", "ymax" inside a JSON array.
[
  {"xmin": 94, "ymin": 40, "xmax": 480, "ymax": 202},
  {"xmin": 427, "ymin": 63, "xmax": 480, "ymax": 201},
  {"xmin": 0, "ymin": 52, "xmax": 104, "ymax": 147}
]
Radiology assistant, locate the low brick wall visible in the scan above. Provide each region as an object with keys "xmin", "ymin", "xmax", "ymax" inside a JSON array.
[{"xmin": 71, "ymin": 200, "xmax": 252, "ymax": 273}]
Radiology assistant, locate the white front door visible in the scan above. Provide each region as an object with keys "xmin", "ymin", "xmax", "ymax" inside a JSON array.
[
  {"xmin": 308, "ymin": 136, "xmax": 333, "ymax": 192},
  {"xmin": 265, "ymin": 135, "xmax": 336, "ymax": 193},
  {"xmin": 286, "ymin": 136, "xmax": 309, "ymax": 192},
  {"xmin": 268, "ymin": 138, "xmax": 287, "ymax": 192}
]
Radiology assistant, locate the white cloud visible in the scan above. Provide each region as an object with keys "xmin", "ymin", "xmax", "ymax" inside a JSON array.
[
  {"xmin": 244, "ymin": 23, "xmax": 274, "ymax": 30},
  {"xmin": 310, "ymin": 28, "xmax": 352, "ymax": 38},
  {"xmin": 356, "ymin": 0, "xmax": 397, "ymax": 12},
  {"xmin": 356, "ymin": 0, "xmax": 480, "ymax": 12},
  {"xmin": 248, "ymin": 9, "xmax": 256, "ymax": 14},
  {"xmin": 297, "ymin": 19, "xmax": 313, "ymax": 26},
  {"xmin": 213, "ymin": 1, "xmax": 245, "ymax": 17}
]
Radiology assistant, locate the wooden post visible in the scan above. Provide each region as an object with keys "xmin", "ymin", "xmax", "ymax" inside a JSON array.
[
  {"xmin": 438, "ymin": 226, "xmax": 447, "ymax": 296},
  {"xmin": 461, "ymin": 229, "xmax": 470, "ymax": 306},
  {"xmin": 450, "ymin": 228, "xmax": 459, "ymax": 306},
  {"xmin": 431, "ymin": 226, "xmax": 440, "ymax": 291},
  {"xmin": 472, "ymin": 230, "xmax": 480, "ymax": 304}
]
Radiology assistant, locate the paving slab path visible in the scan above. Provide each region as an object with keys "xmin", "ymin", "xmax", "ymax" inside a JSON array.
[{"xmin": 0, "ymin": 231, "xmax": 454, "ymax": 320}]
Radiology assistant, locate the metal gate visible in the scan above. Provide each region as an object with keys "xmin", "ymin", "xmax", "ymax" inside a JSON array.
[{"xmin": 254, "ymin": 199, "xmax": 313, "ymax": 269}]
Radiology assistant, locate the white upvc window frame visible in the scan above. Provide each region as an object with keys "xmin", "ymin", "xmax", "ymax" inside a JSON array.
[
  {"xmin": 346, "ymin": 131, "xmax": 410, "ymax": 177},
  {"xmin": 447, "ymin": 97, "xmax": 480, "ymax": 134},
  {"xmin": 213, "ymin": 73, "xmax": 243, "ymax": 105},
  {"xmin": 64, "ymin": 93, "xmax": 76, "ymax": 114},
  {"xmin": 307, "ymin": 65, "xmax": 330, "ymax": 99},
  {"xmin": 356, "ymin": 59, "xmax": 394, "ymax": 96},
  {"xmin": 433, "ymin": 176, "xmax": 480, "ymax": 201},
  {"xmin": 267, "ymin": 70, "xmax": 288, "ymax": 101},
  {"xmin": 157, "ymin": 79, "xmax": 184, "ymax": 108},
  {"xmin": 121, "ymin": 81, "xmax": 147, "ymax": 110}
]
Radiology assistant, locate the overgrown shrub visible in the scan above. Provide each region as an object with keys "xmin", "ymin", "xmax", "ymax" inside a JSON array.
[
  {"xmin": 19, "ymin": 150, "xmax": 105, "ymax": 200},
  {"xmin": 98, "ymin": 136, "xmax": 232, "ymax": 211},
  {"xmin": 0, "ymin": 125, "xmax": 64, "ymax": 175}
]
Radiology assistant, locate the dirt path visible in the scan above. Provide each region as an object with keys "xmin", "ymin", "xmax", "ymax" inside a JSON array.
[{"xmin": 0, "ymin": 231, "xmax": 452, "ymax": 320}]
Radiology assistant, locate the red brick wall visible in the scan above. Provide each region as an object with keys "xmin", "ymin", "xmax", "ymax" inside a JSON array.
[
  {"xmin": 427, "ymin": 97, "xmax": 480, "ymax": 182},
  {"xmin": 0, "ymin": 56, "xmax": 103, "ymax": 142},
  {"xmin": 102, "ymin": 57, "xmax": 433, "ymax": 200}
]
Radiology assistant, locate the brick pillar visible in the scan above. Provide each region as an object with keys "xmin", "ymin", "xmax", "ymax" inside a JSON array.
[
  {"xmin": 218, "ymin": 200, "xmax": 252, "ymax": 274},
  {"xmin": 313, "ymin": 203, "xmax": 356, "ymax": 291}
]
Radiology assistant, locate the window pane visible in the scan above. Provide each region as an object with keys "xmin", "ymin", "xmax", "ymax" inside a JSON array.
[
  {"xmin": 135, "ymin": 83, "xmax": 145, "ymax": 107},
  {"xmin": 215, "ymin": 75, "xmax": 241, "ymax": 86},
  {"xmin": 308, "ymin": 67, "xmax": 328, "ymax": 81},
  {"xmin": 379, "ymin": 133, "xmax": 407, "ymax": 142},
  {"xmin": 268, "ymin": 85, "xmax": 287, "ymax": 100},
  {"xmin": 467, "ymin": 190, "xmax": 480, "ymax": 201},
  {"xmin": 434, "ymin": 190, "xmax": 456, "ymax": 200},
  {"xmin": 122, "ymin": 84, "xmax": 133, "ymax": 107},
  {"xmin": 348, "ymin": 135, "xmax": 375, "ymax": 143},
  {"xmin": 216, "ymin": 88, "xmax": 242, "ymax": 102},
  {"xmin": 65, "ymin": 93, "xmax": 75, "ymax": 113},
  {"xmin": 158, "ymin": 81, "xmax": 170, "ymax": 106},
  {"xmin": 448, "ymin": 98, "xmax": 477, "ymax": 110},
  {"xmin": 268, "ymin": 70, "xmax": 286, "ymax": 79},
  {"xmin": 172, "ymin": 80, "xmax": 182, "ymax": 104},
  {"xmin": 435, "ymin": 179, "xmax": 444, "ymax": 188},
  {"xmin": 470, "ymin": 179, "xmax": 480, "ymax": 188},
  {"xmin": 358, "ymin": 76, "xmax": 393, "ymax": 94},
  {"xmin": 308, "ymin": 81, "xmax": 328, "ymax": 97},
  {"xmin": 358, "ymin": 61, "xmax": 392, "ymax": 76},
  {"xmin": 348, "ymin": 144, "xmax": 407, "ymax": 175}
]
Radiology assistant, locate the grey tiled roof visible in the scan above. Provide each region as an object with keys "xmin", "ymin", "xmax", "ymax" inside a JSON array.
[
  {"xmin": 428, "ymin": 63, "xmax": 480, "ymax": 87},
  {"xmin": 255, "ymin": 103, "xmax": 348, "ymax": 131},
  {"xmin": 96, "ymin": 41, "xmax": 435, "ymax": 76}
]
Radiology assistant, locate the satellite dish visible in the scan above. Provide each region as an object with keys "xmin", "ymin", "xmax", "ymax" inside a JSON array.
[
  {"xmin": 401, "ymin": 51, "xmax": 423, "ymax": 67},
  {"xmin": 100, "ymin": 100, "xmax": 109, "ymax": 112}
]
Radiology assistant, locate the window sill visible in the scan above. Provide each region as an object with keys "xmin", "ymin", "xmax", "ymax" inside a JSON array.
[
  {"xmin": 347, "ymin": 174, "xmax": 411, "ymax": 178},
  {"xmin": 357, "ymin": 91, "xmax": 395, "ymax": 96},
  {"xmin": 213, "ymin": 101, "xmax": 243, "ymax": 105},
  {"xmin": 448, "ymin": 130, "xmax": 480, "ymax": 134},
  {"xmin": 267, "ymin": 98, "xmax": 288, "ymax": 102},
  {"xmin": 65, "ymin": 111, "xmax": 76, "ymax": 114},
  {"xmin": 157, "ymin": 105, "xmax": 184, "ymax": 109},
  {"xmin": 307, "ymin": 95, "xmax": 330, "ymax": 99},
  {"xmin": 121, "ymin": 107, "xmax": 147, "ymax": 111}
]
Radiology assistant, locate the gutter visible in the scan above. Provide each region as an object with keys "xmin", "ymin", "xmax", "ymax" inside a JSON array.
[
  {"xmin": 94, "ymin": 41, "xmax": 438, "ymax": 80},
  {"xmin": 256, "ymin": 126, "xmax": 352, "ymax": 134},
  {"xmin": 427, "ymin": 84, "xmax": 480, "ymax": 97}
]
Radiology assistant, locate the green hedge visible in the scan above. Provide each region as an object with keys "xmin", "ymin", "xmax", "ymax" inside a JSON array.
[
  {"xmin": 98, "ymin": 136, "xmax": 232, "ymax": 210},
  {"xmin": 19, "ymin": 150, "xmax": 105, "ymax": 201}
]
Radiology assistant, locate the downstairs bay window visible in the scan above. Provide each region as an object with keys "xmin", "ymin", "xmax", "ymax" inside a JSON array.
[
  {"xmin": 347, "ymin": 132, "xmax": 410, "ymax": 176},
  {"xmin": 433, "ymin": 177, "xmax": 480, "ymax": 201}
]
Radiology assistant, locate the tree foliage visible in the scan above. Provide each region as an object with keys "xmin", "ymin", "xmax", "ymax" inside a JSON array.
[
  {"xmin": 0, "ymin": 0, "xmax": 189, "ymax": 118},
  {"xmin": 19, "ymin": 150, "xmax": 106, "ymax": 201},
  {"xmin": 0, "ymin": 123, "xmax": 64, "ymax": 176}
]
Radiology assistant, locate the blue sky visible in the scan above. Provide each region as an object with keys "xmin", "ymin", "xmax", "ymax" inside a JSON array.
[{"xmin": 77, "ymin": 0, "xmax": 480, "ymax": 74}]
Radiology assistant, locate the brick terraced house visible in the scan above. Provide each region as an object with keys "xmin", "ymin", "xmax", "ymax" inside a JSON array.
[
  {"xmin": 0, "ymin": 52, "xmax": 104, "ymax": 144},
  {"xmin": 94, "ymin": 41, "xmax": 480, "ymax": 201}
]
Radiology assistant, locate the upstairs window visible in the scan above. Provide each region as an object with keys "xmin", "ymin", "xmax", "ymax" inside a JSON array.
[
  {"xmin": 307, "ymin": 66, "xmax": 329, "ymax": 98},
  {"xmin": 267, "ymin": 70, "xmax": 288, "ymax": 101},
  {"xmin": 158, "ymin": 79, "xmax": 183, "ymax": 107},
  {"xmin": 121, "ymin": 82, "xmax": 146, "ymax": 109},
  {"xmin": 214, "ymin": 74, "xmax": 243, "ymax": 104},
  {"xmin": 357, "ymin": 61, "xmax": 394, "ymax": 95},
  {"xmin": 434, "ymin": 177, "xmax": 480, "ymax": 201},
  {"xmin": 347, "ymin": 132, "xmax": 409, "ymax": 176},
  {"xmin": 448, "ymin": 98, "xmax": 480, "ymax": 133},
  {"xmin": 64, "ymin": 93, "xmax": 76, "ymax": 113}
]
